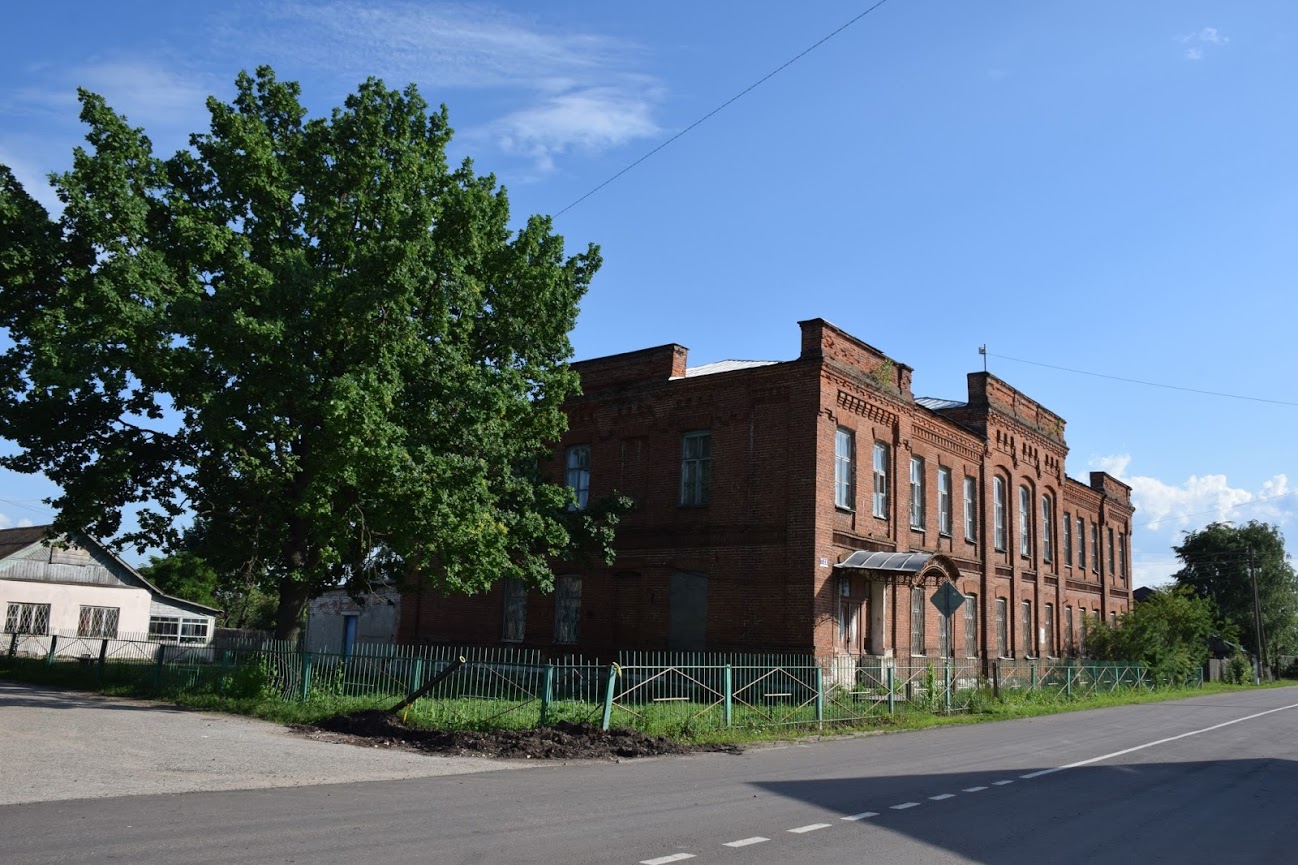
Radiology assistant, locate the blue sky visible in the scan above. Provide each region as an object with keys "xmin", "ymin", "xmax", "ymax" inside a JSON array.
[{"xmin": 2, "ymin": 1, "xmax": 1296, "ymax": 586}]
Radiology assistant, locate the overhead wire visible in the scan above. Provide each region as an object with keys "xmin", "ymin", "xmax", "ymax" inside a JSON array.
[{"xmin": 554, "ymin": 0, "xmax": 895, "ymax": 217}]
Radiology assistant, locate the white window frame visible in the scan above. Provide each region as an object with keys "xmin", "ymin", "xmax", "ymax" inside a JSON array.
[
  {"xmin": 1063, "ymin": 511, "xmax": 1072, "ymax": 564},
  {"xmin": 1021, "ymin": 600, "xmax": 1034, "ymax": 659},
  {"xmin": 834, "ymin": 428, "xmax": 855, "ymax": 510},
  {"xmin": 1018, "ymin": 485, "xmax": 1032, "ymax": 558},
  {"xmin": 1041, "ymin": 494, "xmax": 1053, "ymax": 563},
  {"xmin": 993, "ymin": 477, "xmax": 1006, "ymax": 551},
  {"xmin": 872, "ymin": 442, "xmax": 890, "ymax": 518},
  {"xmin": 937, "ymin": 467, "xmax": 952, "ymax": 536},
  {"xmin": 964, "ymin": 593, "xmax": 978, "ymax": 658},
  {"xmin": 1091, "ymin": 523, "xmax": 1100, "ymax": 573},
  {"xmin": 565, "ymin": 444, "xmax": 591, "ymax": 510},
  {"xmin": 77, "ymin": 605, "xmax": 120, "ymax": 639},
  {"xmin": 1077, "ymin": 516, "xmax": 1087, "ymax": 569},
  {"xmin": 909, "ymin": 456, "xmax": 925, "ymax": 529},
  {"xmin": 995, "ymin": 598, "xmax": 1008, "ymax": 658},
  {"xmin": 1043, "ymin": 602, "xmax": 1055, "ymax": 657},
  {"xmin": 148, "ymin": 616, "xmax": 209, "ymax": 645},
  {"xmin": 1119, "ymin": 533, "xmax": 1128, "ymax": 581},
  {"xmin": 963, "ymin": 476, "xmax": 977, "ymax": 541},
  {"xmin": 5, "ymin": 602, "xmax": 50, "ymax": 636}
]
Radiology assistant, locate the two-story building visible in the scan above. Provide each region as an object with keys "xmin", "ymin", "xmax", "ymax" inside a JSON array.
[{"xmin": 398, "ymin": 319, "xmax": 1133, "ymax": 670}]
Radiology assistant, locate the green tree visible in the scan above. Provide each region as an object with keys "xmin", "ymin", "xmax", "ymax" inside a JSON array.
[
  {"xmin": 0, "ymin": 67, "xmax": 622, "ymax": 639},
  {"xmin": 1173, "ymin": 521, "xmax": 1298, "ymax": 665},
  {"xmin": 138, "ymin": 544, "xmax": 278, "ymax": 632},
  {"xmin": 1083, "ymin": 586, "xmax": 1216, "ymax": 682}
]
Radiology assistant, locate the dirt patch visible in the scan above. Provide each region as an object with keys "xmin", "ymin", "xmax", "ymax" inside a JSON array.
[{"xmin": 297, "ymin": 710, "xmax": 741, "ymax": 760}]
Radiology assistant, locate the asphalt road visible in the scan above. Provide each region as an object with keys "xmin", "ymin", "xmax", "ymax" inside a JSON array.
[{"xmin": 2, "ymin": 684, "xmax": 1295, "ymax": 865}]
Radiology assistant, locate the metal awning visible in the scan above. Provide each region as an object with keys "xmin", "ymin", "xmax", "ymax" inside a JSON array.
[{"xmin": 835, "ymin": 551, "xmax": 945, "ymax": 585}]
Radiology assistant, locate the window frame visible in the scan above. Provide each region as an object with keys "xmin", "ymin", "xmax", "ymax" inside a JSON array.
[
  {"xmin": 565, "ymin": 444, "xmax": 591, "ymax": 510},
  {"xmin": 1018, "ymin": 484, "xmax": 1032, "ymax": 558},
  {"xmin": 910, "ymin": 586, "xmax": 926, "ymax": 656},
  {"xmin": 963, "ymin": 476, "xmax": 977, "ymax": 541},
  {"xmin": 553, "ymin": 575, "xmax": 582, "ymax": 644},
  {"xmin": 1108, "ymin": 527, "xmax": 1115, "ymax": 575},
  {"xmin": 993, "ymin": 477, "xmax": 1006, "ymax": 551},
  {"xmin": 1063, "ymin": 511, "xmax": 1072, "ymax": 565},
  {"xmin": 1119, "ymin": 533, "xmax": 1128, "ymax": 582},
  {"xmin": 872, "ymin": 442, "xmax": 890, "ymax": 519},
  {"xmin": 501, "ymin": 578, "xmax": 528, "ymax": 643},
  {"xmin": 995, "ymin": 598, "xmax": 1008, "ymax": 658},
  {"xmin": 1041, "ymin": 494, "xmax": 1053, "ymax": 564},
  {"xmin": 909, "ymin": 456, "xmax": 925, "ymax": 530},
  {"xmin": 1077, "ymin": 516, "xmax": 1087, "ymax": 569},
  {"xmin": 148, "ymin": 615, "xmax": 209, "ymax": 645},
  {"xmin": 679, "ymin": 431, "xmax": 712, "ymax": 507},
  {"xmin": 834, "ymin": 428, "xmax": 855, "ymax": 510},
  {"xmin": 4, "ymin": 602, "xmax": 50, "ymax": 636},
  {"xmin": 964, "ymin": 593, "xmax": 978, "ymax": 658},
  {"xmin": 937, "ymin": 466, "xmax": 952, "ymax": 536},
  {"xmin": 1021, "ymin": 600, "xmax": 1034, "ymax": 659},
  {"xmin": 1043, "ymin": 602, "xmax": 1055, "ymax": 657},
  {"xmin": 1091, "ymin": 523, "xmax": 1100, "ymax": 573},
  {"xmin": 77, "ymin": 605, "xmax": 120, "ymax": 639}
]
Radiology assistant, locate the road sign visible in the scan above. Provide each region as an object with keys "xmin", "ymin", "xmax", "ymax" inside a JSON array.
[{"xmin": 930, "ymin": 582, "xmax": 966, "ymax": 618}]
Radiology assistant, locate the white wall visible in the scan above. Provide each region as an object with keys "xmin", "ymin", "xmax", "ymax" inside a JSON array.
[{"xmin": 0, "ymin": 578, "xmax": 153, "ymax": 636}]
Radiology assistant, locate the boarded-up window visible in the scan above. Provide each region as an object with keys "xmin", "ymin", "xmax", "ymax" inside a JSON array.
[
  {"xmin": 910, "ymin": 587, "xmax": 925, "ymax": 655},
  {"xmin": 501, "ymin": 579, "xmax": 527, "ymax": 643},
  {"xmin": 669, "ymin": 570, "xmax": 708, "ymax": 651},
  {"xmin": 995, "ymin": 599, "xmax": 1007, "ymax": 658},
  {"xmin": 78, "ymin": 606, "xmax": 119, "ymax": 639},
  {"xmin": 5, "ymin": 603, "xmax": 50, "ymax": 635},
  {"xmin": 553, "ymin": 575, "xmax": 582, "ymax": 644},
  {"xmin": 964, "ymin": 593, "xmax": 978, "ymax": 658}
]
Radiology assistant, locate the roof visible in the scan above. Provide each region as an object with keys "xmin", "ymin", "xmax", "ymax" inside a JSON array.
[
  {"xmin": 682, "ymin": 359, "xmax": 778, "ymax": 378},
  {"xmin": 915, "ymin": 396, "xmax": 967, "ymax": 411},
  {"xmin": 0, "ymin": 524, "xmax": 52, "ymax": 560},
  {"xmin": 836, "ymin": 550, "xmax": 933, "ymax": 573}
]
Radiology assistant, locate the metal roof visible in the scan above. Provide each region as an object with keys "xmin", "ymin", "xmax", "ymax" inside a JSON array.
[
  {"xmin": 836, "ymin": 550, "xmax": 933, "ymax": 573},
  {"xmin": 915, "ymin": 396, "xmax": 966, "ymax": 411},
  {"xmin": 682, "ymin": 359, "xmax": 778, "ymax": 378}
]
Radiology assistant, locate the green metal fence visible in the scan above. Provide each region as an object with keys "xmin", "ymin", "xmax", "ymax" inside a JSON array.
[{"xmin": 0, "ymin": 631, "xmax": 1188, "ymax": 734}]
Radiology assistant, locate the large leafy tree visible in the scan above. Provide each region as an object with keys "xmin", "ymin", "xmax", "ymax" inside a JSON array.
[
  {"xmin": 0, "ymin": 67, "xmax": 617, "ymax": 639},
  {"xmin": 1082, "ymin": 586, "xmax": 1216, "ymax": 682},
  {"xmin": 1173, "ymin": 521, "xmax": 1298, "ymax": 665}
]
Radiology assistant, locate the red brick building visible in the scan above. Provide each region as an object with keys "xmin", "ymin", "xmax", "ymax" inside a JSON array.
[{"xmin": 398, "ymin": 319, "xmax": 1134, "ymax": 670}]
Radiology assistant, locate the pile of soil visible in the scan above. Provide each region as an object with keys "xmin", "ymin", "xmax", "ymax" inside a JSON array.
[{"xmin": 298, "ymin": 711, "xmax": 739, "ymax": 760}]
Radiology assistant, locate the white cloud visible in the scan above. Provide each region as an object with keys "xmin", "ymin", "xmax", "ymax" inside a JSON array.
[
  {"xmin": 493, "ymin": 85, "xmax": 662, "ymax": 174},
  {"xmin": 0, "ymin": 513, "xmax": 36, "ymax": 530},
  {"xmin": 1178, "ymin": 26, "xmax": 1230, "ymax": 61},
  {"xmin": 1091, "ymin": 453, "xmax": 1294, "ymax": 587}
]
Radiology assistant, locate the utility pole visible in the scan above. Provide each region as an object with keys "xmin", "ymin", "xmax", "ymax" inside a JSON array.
[{"xmin": 1248, "ymin": 549, "xmax": 1269, "ymax": 683}]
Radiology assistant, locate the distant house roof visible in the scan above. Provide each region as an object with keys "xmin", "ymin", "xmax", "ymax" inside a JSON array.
[
  {"xmin": 682, "ymin": 359, "xmax": 778, "ymax": 378},
  {"xmin": 0, "ymin": 524, "xmax": 220, "ymax": 616},
  {"xmin": 915, "ymin": 396, "xmax": 967, "ymax": 411}
]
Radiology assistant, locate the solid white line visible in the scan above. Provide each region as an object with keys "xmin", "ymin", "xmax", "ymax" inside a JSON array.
[
  {"xmin": 641, "ymin": 855, "xmax": 695, "ymax": 865},
  {"xmin": 929, "ymin": 793, "xmax": 955, "ymax": 801},
  {"xmin": 1019, "ymin": 701, "xmax": 1298, "ymax": 780},
  {"xmin": 842, "ymin": 811, "xmax": 879, "ymax": 821},
  {"xmin": 789, "ymin": 823, "xmax": 832, "ymax": 833},
  {"xmin": 891, "ymin": 802, "xmax": 920, "ymax": 810},
  {"xmin": 963, "ymin": 786, "xmax": 988, "ymax": 792},
  {"xmin": 723, "ymin": 837, "xmax": 769, "ymax": 848},
  {"xmin": 992, "ymin": 780, "xmax": 1014, "ymax": 786}
]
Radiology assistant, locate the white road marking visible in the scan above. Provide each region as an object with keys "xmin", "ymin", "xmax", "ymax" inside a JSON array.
[
  {"xmin": 789, "ymin": 823, "xmax": 832, "ymax": 833},
  {"xmin": 929, "ymin": 793, "xmax": 955, "ymax": 801},
  {"xmin": 723, "ymin": 837, "xmax": 769, "ymax": 848},
  {"xmin": 992, "ymin": 780, "xmax": 1014, "ymax": 786},
  {"xmin": 641, "ymin": 855, "xmax": 695, "ymax": 865},
  {"xmin": 891, "ymin": 802, "xmax": 920, "ymax": 810},
  {"xmin": 842, "ymin": 811, "xmax": 879, "ymax": 821},
  {"xmin": 1020, "ymin": 702, "xmax": 1298, "ymax": 780},
  {"xmin": 963, "ymin": 786, "xmax": 988, "ymax": 792}
]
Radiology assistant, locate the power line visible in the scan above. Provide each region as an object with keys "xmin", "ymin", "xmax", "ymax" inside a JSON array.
[
  {"xmin": 554, "ymin": 0, "xmax": 895, "ymax": 217},
  {"xmin": 1138, "ymin": 489, "xmax": 1298, "ymax": 531},
  {"xmin": 986, "ymin": 351, "xmax": 1298, "ymax": 408}
]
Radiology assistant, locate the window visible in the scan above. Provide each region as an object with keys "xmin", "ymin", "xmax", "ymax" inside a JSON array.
[
  {"xmin": 1065, "ymin": 606, "xmax": 1074, "ymax": 654},
  {"xmin": 909, "ymin": 457, "xmax": 925, "ymax": 529},
  {"xmin": 938, "ymin": 467, "xmax": 952, "ymax": 535},
  {"xmin": 565, "ymin": 445, "xmax": 591, "ymax": 510},
  {"xmin": 4, "ymin": 602, "xmax": 50, "ymax": 635},
  {"xmin": 1021, "ymin": 601, "xmax": 1034, "ymax": 658},
  {"xmin": 995, "ymin": 598, "xmax": 1008, "ymax": 658},
  {"xmin": 1108, "ymin": 527, "xmax": 1115, "ymax": 575},
  {"xmin": 1063, "ymin": 512, "xmax": 1073, "ymax": 564},
  {"xmin": 1018, "ymin": 485, "xmax": 1032, "ymax": 557},
  {"xmin": 77, "ymin": 606, "xmax": 119, "ymax": 639},
  {"xmin": 993, "ymin": 477, "xmax": 1006, "ymax": 551},
  {"xmin": 1110, "ymin": 611, "xmax": 1117, "ymax": 626},
  {"xmin": 1043, "ymin": 603, "xmax": 1055, "ymax": 657},
  {"xmin": 1079, "ymin": 611, "xmax": 1087, "ymax": 654},
  {"xmin": 1091, "ymin": 523, "xmax": 1100, "ymax": 573},
  {"xmin": 963, "ymin": 476, "xmax": 977, "ymax": 541},
  {"xmin": 937, "ymin": 610, "xmax": 950, "ymax": 658},
  {"xmin": 1119, "ymin": 533, "xmax": 1128, "ymax": 582},
  {"xmin": 554, "ymin": 575, "xmax": 582, "ymax": 644},
  {"xmin": 834, "ymin": 428, "xmax": 855, "ymax": 510},
  {"xmin": 872, "ymin": 442, "xmax": 890, "ymax": 518},
  {"xmin": 501, "ymin": 578, "xmax": 527, "ymax": 642},
  {"xmin": 910, "ymin": 586, "xmax": 925, "ymax": 655},
  {"xmin": 964, "ymin": 593, "xmax": 978, "ymax": 658},
  {"xmin": 1077, "ymin": 516, "xmax": 1087, "ymax": 569},
  {"xmin": 1041, "ymin": 495, "xmax": 1053, "ymax": 563},
  {"xmin": 148, "ymin": 616, "xmax": 209, "ymax": 644},
  {"xmin": 679, "ymin": 431, "xmax": 712, "ymax": 506}
]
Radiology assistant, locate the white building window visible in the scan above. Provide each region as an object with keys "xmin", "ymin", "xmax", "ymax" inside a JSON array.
[
  {"xmin": 964, "ymin": 593, "xmax": 978, "ymax": 658},
  {"xmin": 963, "ymin": 476, "xmax": 977, "ymax": 541},
  {"xmin": 834, "ymin": 428, "xmax": 855, "ymax": 510},
  {"xmin": 1063, "ymin": 511, "xmax": 1073, "ymax": 564},
  {"xmin": 78, "ymin": 606, "xmax": 119, "ymax": 639},
  {"xmin": 5, "ymin": 603, "xmax": 50, "ymax": 635},
  {"xmin": 1041, "ymin": 495, "xmax": 1053, "ymax": 563},
  {"xmin": 148, "ymin": 616, "xmax": 209, "ymax": 644},
  {"xmin": 909, "ymin": 457, "xmax": 925, "ymax": 529},
  {"xmin": 1077, "ymin": 516, "xmax": 1087, "ymax": 569},
  {"xmin": 565, "ymin": 445, "xmax": 591, "ymax": 510},
  {"xmin": 993, "ymin": 477, "xmax": 1006, "ymax": 551},
  {"xmin": 872, "ymin": 442, "xmax": 890, "ymax": 518},
  {"xmin": 1091, "ymin": 523, "xmax": 1100, "ymax": 573},
  {"xmin": 1019, "ymin": 485, "xmax": 1032, "ymax": 558},
  {"xmin": 910, "ymin": 586, "xmax": 926, "ymax": 655},
  {"xmin": 1021, "ymin": 600, "xmax": 1034, "ymax": 658},
  {"xmin": 938, "ymin": 467, "xmax": 952, "ymax": 536},
  {"xmin": 680, "ymin": 431, "xmax": 712, "ymax": 506},
  {"xmin": 995, "ymin": 598, "xmax": 1008, "ymax": 658}
]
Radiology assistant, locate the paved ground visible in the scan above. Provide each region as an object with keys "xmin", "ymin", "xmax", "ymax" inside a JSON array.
[{"xmin": 0, "ymin": 681, "xmax": 518, "ymax": 804}]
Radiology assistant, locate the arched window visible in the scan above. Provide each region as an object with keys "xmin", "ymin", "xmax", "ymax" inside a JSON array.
[
  {"xmin": 1018, "ymin": 485, "xmax": 1032, "ymax": 557},
  {"xmin": 1041, "ymin": 494, "xmax": 1054, "ymax": 563}
]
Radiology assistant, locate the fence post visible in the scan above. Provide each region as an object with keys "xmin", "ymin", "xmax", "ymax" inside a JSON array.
[
  {"xmin": 992, "ymin": 660, "xmax": 1000, "ymax": 699},
  {"xmin": 1065, "ymin": 665, "xmax": 1073, "ymax": 699},
  {"xmin": 540, "ymin": 664, "xmax": 555, "ymax": 727},
  {"xmin": 723, "ymin": 664, "xmax": 733, "ymax": 728},
  {"xmin": 300, "ymin": 652, "xmax": 313, "ymax": 702},
  {"xmin": 7, "ymin": 631, "xmax": 16, "ymax": 658},
  {"xmin": 600, "ymin": 663, "xmax": 619, "ymax": 731},
  {"xmin": 408, "ymin": 657, "xmax": 424, "ymax": 696},
  {"xmin": 97, "ymin": 639, "xmax": 109, "ymax": 685},
  {"xmin": 887, "ymin": 665, "xmax": 895, "ymax": 715},
  {"xmin": 944, "ymin": 660, "xmax": 952, "ymax": 714},
  {"xmin": 154, "ymin": 643, "xmax": 166, "ymax": 690},
  {"xmin": 46, "ymin": 634, "xmax": 59, "ymax": 667},
  {"xmin": 815, "ymin": 665, "xmax": 824, "ymax": 729},
  {"xmin": 1030, "ymin": 663, "xmax": 1037, "ymax": 693}
]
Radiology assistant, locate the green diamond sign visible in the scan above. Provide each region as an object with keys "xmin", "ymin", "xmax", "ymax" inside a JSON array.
[{"xmin": 930, "ymin": 582, "xmax": 966, "ymax": 618}]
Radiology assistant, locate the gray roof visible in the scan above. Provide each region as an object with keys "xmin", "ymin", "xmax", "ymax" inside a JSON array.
[
  {"xmin": 836, "ymin": 550, "xmax": 933, "ymax": 573},
  {"xmin": 0, "ymin": 524, "xmax": 52, "ymax": 560},
  {"xmin": 682, "ymin": 360, "xmax": 778, "ymax": 378},
  {"xmin": 915, "ymin": 396, "xmax": 967, "ymax": 411}
]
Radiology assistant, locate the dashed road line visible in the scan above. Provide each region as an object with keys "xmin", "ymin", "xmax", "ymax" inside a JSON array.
[
  {"xmin": 963, "ymin": 786, "xmax": 988, "ymax": 792},
  {"xmin": 992, "ymin": 780, "xmax": 1014, "ymax": 786},
  {"xmin": 890, "ymin": 801, "xmax": 920, "ymax": 810},
  {"xmin": 641, "ymin": 855, "xmax": 695, "ymax": 865},
  {"xmin": 723, "ymin": 837, "xmax": 769, "ymax": 848},
  {"xmin": 788, "ymin": 823, "xmax": 831, "ymax": 833},
  {"xmin": 929, "ymin": 793, "xmax": 955, "ymax": 801},
  {"xmin": 842, "ymin": 811, "xmax": 879, "ymax": 821}
]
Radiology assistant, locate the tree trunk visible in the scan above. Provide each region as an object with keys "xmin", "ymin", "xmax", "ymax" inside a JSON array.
[{"xmin": 274, "ymin": 578, "xmax": 313, "ymax": 642}]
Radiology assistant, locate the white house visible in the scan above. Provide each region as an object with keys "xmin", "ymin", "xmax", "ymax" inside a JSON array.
[{"xmin": 0, "ymin": 525, "xmax": 219, "ymax": 646}]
